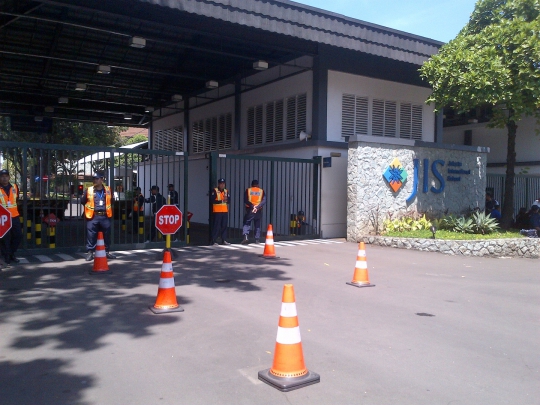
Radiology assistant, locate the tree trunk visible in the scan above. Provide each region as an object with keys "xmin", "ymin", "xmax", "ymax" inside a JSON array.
[{"xmin": 501, "ymin": 117, "xmax": 517, "ymax": 229}]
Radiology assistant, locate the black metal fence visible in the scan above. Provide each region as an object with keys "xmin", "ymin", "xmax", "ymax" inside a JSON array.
[
  {"xmin": 486, "ymin": 173, "xmax": 540, "ymax": 216},
  {"xmin": 209, "ymin": 152, "xmax": 321, "ymax": 240},
  {"xmin": 0, "ymin": 141, "xmax": 184, "ymax": 253}
]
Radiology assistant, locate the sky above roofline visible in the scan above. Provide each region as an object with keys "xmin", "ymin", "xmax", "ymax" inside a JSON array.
[{"xmin": 293, "ymin": 0, "xmax": 477, "ymax": 43}]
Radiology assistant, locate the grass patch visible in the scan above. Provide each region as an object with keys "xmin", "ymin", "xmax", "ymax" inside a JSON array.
[{"xmin": 383, "ymin": 229, "xmax": 524, "ymax": 240}]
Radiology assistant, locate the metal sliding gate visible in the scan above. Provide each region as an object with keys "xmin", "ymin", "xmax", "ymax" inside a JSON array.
[
  {"xmin": 487, "ymin": 173, "xmax": 540, "ymax": 216},
  {"xmin": 209, "ymin": 152, "xmax": 321, "ymax": 241},
  {"xmin": 0, "ymin": 141, "xmax": 186, "ymax": 254}
]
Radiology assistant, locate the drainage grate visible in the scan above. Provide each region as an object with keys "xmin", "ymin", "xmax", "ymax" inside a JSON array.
[{"xmin": 416, "ymin": 313, "xmax": 435, "ymax": 317}]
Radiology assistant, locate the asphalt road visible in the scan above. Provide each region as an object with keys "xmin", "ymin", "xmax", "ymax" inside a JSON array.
[{"xmin": 0, "ymin": 241, "xmax": 538, "ymax": 405}]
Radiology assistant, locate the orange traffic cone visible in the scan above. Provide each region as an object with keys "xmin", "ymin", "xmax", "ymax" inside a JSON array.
[
  {"xmin": 149, "ymin": 251, "xmax": 184, "ymax": 314},
  {"xmin": 258, "ymin": 284, "xmax": 320, "ymax": 392},
  {"xmin": 346, "ymin": 242, "xmax": 375, "ymax": 288},
  {"xmin": 89, "ymin": 231, "xmax": 111, "ymax": 275},
  {"xmin": 260, "ymin": 224, "xmax": 279, "ymax": 259}
]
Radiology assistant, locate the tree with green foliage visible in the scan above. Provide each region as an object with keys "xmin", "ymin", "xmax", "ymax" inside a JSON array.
[{"xmin": 420, "ymin": 0, "xmax": 540, "ymax": 229}]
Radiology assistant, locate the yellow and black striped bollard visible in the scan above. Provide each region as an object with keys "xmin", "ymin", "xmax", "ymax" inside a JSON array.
[
  {"xmin": 35, "ymin": 223, "xmax": 42, "ymax": 246},
  {"xmin": 139, "ymin": 214, "xmax": 144, "ymax": 235},
  {"xmin": 47, "ymin": 226, "xmax": 56, "ymax": 249}
]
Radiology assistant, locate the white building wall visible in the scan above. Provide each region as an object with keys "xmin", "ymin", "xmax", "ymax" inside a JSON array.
[
  {"xmin": 152, "ymin": 111, "xmax": 184, "ymax": 133},
  {"xmin": 326, "ymin": 70, "xmax": 435, "ymax": 143},
  {"xmin": 444, "ymin": 117, "xmax": 540, "ymax": 174}
]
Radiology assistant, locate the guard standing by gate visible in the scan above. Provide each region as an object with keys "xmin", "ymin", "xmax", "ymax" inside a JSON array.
[
  {"xmin": 132, "ymin": 187, "xmax": 144, "ymax": 237},
  {"xmin": 81, "ymin": 172, "xmax": 116, "ymax": 261},
  {"xmin": 210, "ymin": 178, "xmax": 230, "ymax": 245},
  {"xmin": 241, "ymin": 179, "xmax": 266, "ymax": 244},
  {"xmin": 145, "ymin": 185, "xmax": 165, "ymax": 242},
  {"xmin": 0, "ymin": 169, "xmax": 22, "ymax": 267}
]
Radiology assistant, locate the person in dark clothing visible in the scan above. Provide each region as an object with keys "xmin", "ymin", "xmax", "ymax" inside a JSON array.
[
  {"xmin": 167, "ymin": 184, "xmax": 179, "ymax": 206},
  {"xmin": 241, "ymin": 179, "xmax": 266, "ymax": 244},
  {"xmin": 490, "ymin": 204, "xmax": 502, "ymax": 222},
  {"xmin": 485, "ymin": 192, "xmax": 498, "ymax": 215},
  {"xmin": 210, "ymin": 178, "xmax": 230, "ymax": 245},
  {"xmin": 513, "ymin": 207, "xmax": 529, "ymax": 230},
  {"xmin": 132, "ymin": 187, "xmax": 145, "ymax": 237},
  {"xmin": 529, "ymin": 205, "xmax": 540, "ymax": 234},
  {"xmin": 145, "ymin": 185, "xmax": 165, "ymax": 242},
  {"xmin": 81, "ymin": 172, "xmax": 116, "ymax": 261},
  {"xmin": 0, "ymin": 169, "xmax": 22, "ymax": 268}
]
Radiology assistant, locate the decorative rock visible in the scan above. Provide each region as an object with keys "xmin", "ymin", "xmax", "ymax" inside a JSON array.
[{"xmin": 362, "ymin": 236, "xmax": 539, "ymax": 258}]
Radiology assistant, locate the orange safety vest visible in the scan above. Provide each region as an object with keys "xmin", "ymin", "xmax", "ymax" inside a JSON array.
[
  {"xmin": 213, "ymin": 188, "xmax": 228, "ymax": 213},
  {"xmin": 84, "ymin": 186, "xmax": 112, "ymax": 219},
  {"xmin": 0, "ymin": 184, "xmax": 19, "ymax": 218},
  {"xmin": 246, "ymin": 187, "xmax": 263, "ymax": 207},
  {"xmin": 133, "ymin": 194, "xmax": 144, "ymax": 212}
]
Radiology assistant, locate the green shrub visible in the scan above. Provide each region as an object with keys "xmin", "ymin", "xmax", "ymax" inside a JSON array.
[
  {"xmin": 471, "ymin": 211, "xmax": 500, "ymax": 234},
  {"xmin": 383, "ymin": 214, "xmax": 432, "ymax": 233}
]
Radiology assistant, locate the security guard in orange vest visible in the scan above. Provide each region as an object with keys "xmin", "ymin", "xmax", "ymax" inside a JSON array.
[
  {"xmin": 210, "ymin": 178, "xmax": 231, "ymax": 245},
  {"xmin": 81, "ymin": 172, "xmax": 116, "ymax": 261},
  {"xmin": 0, "ymin": 169, "xmax": 22, "ymax": 267},
  {"xmin": 241, "ymin": 179, "xmax": 266, "ymax": 244}
]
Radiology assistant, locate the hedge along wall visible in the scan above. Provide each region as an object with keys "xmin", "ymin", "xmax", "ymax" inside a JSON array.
[{"xmin": 347, "ymin": 136, "xmax": 489, "ymax": 241}]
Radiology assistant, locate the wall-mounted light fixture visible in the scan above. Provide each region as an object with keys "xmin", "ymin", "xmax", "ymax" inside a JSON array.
[
  {"xmin": 467, "ymin": 118, "xmax": 478, "ymax": 124},
  {"xmin": 253, "ymin": 60, "xmax": 268, "ymax": 70},
  {"xmin": 145, "ymin": 106, "xmax": 154, "ymax": 113},
  {"xmin": 129, "ymin": 36, "xmax": 146, "ymax": 48},
  {"xmin": 44, "ymin": 106, "xmax": 54, "ymax": 113},
  {"xmin": 34, "ymin": 116, "xmax": 43, "ymax": 122},
  {"xmin": 206, "ymin": 80, "xmax": 218, "ymax": 89},
  {"xmin": 124, "ymin": 114, "xmax": 132, "ymax": 120},
  {"xmin": 58, "ymin": 97, "xmax": 69, "ymax": 104},
  {"xmin": 97, "ymin": 65, "xmax": 111, "ymax": 74},
  {"xmin": 299, "ymin": 131, "xmax": 311, "ymax": 141},
  {"xmin": 75, "ymin": 83, "xmax": 87, "ymax": 91},
  {"xmin": 171, "ymin": 94, "xmax": 183, "ymax": 102}
]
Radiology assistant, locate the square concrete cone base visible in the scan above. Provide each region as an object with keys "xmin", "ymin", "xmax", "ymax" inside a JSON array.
[
  {"xmin": 148, "ymin": 305, "xmax": 184, "ymax": 314},
  {"xmin": 346, "ymin": 282, "xmax": 375, "ymax": 288},
  {"xmin": 89, "ymin": 270, "xmax": 112, "ymax": 275},
  {"xmin": 258, "ymin": 369, "xmax": 320, "ymax": 392}
]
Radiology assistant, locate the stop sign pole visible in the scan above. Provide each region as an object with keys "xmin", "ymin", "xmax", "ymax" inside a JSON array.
[
  {"xmin": 0, "ymin": 205, "xmax": 12, "ymax": 238},
  {"xmin": 155, "ymin": 203, "xmax": 183, "ymax": 251}
]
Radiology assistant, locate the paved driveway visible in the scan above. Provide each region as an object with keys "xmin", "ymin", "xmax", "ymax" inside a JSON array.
[{"xmin": 0, "ymin": 240, "xmax": 538, "ymax": 405}]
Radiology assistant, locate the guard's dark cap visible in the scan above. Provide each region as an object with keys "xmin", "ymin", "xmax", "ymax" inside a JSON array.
[
  {"xmin": 298, "ymin": 210, "xmax": 305, "ymax": 216},
  {"xmin": 135, "ymin": 187, "xmax": 141, "ymax": 191},
  {"xmin": 0, "ymin": 169, "xmax": 9, "ymax": 176},
  {"xmin": 532, "ymin": 205, "xmax": 539, "ymax": 211},
  {"xmin": 218, "ymin": 178, "xmax": 225, "ymax": 183},
  {"xmin": 251, "ymin": 179, "xmax": 259, "ymax": 186},
  {"xmin": 150, "ymin": 185, "xmax": 159, "ymax": 191},
  {"xmin": 168, "ymin": 184, "xmax": 174, "ymax": 187},
  {"xmin": 93, "ymin": 172, "xmax": 104, "ymax": 179}
]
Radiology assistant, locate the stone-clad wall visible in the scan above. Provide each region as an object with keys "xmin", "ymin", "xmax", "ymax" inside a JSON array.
[
  {"xmin": 363, "ymin": 236, "xmax": 539, "ymax": 258},
  {"xmin": 347, "ymin": 136, "xmax": 489, "ymax": 240}
]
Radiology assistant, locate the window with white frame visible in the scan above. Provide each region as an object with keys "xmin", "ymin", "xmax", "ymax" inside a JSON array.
[
  {"xmin": 247, "ymin": 93, "xmax": 306, "ymax": 146},
  {"xmin": 153, "ymin": 126, "xmax": 184, "ymax": 151},
  {"xmin": 341, "ymin": 94, "xmax": 423, "ymax": 140},
  {"xmin": 191, "ymin": 113, "xmax": 233, "ymax": 153}
]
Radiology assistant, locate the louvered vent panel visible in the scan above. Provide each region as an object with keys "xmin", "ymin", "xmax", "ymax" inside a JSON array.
[
  {"xmin": 355, "ymin": 96, "xmax": 368, "ymax": 135},
  {"xmin": 297, "ymin": 94, "xmax": 307, "ymax": 137},
  {"xmin": 255, "ymin": 105, "xmax": 263, "ymax": 145},
  {"xmin": 341, "ymin": 94, "xmax": 355, "ymax": 138},
  {"xmin": 192, "ymin": 121, "xmax": 204, "ymax": 153},
  {"xmin": 266, "ymin": 103, "xmax": 275, "ymax": 143},
  {"xmin": 286, "ymin": 96, "xmax": 296, "ymax": 140},
  {"xmin": 372, "ymin": 99, "xmax": 384, "ymax": 137},
  {"xmin": 384, "ymin": 101, "xmax": 397, "ymax": 137},
  {"xmin": 224, "ymin": 113, "xmax": 232, "ymax": 149},
  {"xmin": 412, "ymin": 104, "xmax": 423, "ymax": 140},
  {"xmin": 275, "ymin": 100, "xmax": 284, "ymax": 142},
  {"xmin": 247, "ymin": 107, "xmax": 255, "ymax": 146},
  {"xmin": 400, "ymin": 103, "xmax": 412, "ymax": 139}
]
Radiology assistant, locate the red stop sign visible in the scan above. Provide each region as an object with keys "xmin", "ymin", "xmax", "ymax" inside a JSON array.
[
  {"xmin": 0, "ymin": 205, "xmax": 12, "ymax": 238},
  {"xmin": 155, "ymin": 205, "xmax": 183, "ymax": 235}
]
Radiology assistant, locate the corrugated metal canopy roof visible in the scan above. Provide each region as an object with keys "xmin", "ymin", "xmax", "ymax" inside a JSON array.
[{"xmin": 0, "ymin": 0, "xmax": 441, "ymax": 131}]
